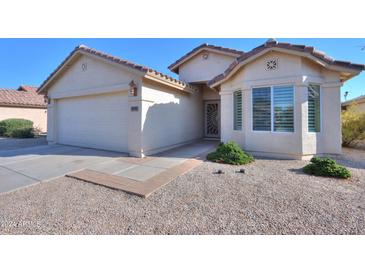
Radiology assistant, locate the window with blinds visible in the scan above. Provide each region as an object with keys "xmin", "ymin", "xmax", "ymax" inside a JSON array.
[
  {"xmin": 233, "ymin": 91, "xmax": 242, "ymax": 130},
  {"xmin": 252, "ymin": 87, "xmax": 271, "ymax": 131},
  {"xmin": 273, "ymin": 86, "xmax": 294, "ymax": 132},
  {"xmin": 308, "ymin": 84, "xmax": 320, "ymax": 132}
]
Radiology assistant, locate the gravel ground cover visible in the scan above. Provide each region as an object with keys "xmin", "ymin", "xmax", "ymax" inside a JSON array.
[
  {"xmin": 0, "ymin": 148, "xmax": 364, "ymax": 234},
  {"xmin": 0, "ymin": 136, "xmax": 47, "ymax": 151}
]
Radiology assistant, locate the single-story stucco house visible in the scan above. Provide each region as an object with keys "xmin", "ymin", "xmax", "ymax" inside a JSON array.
[
  {"xmin": 37, "ymin": 39, "xmax": 364, "ymax": 159},
  {"xmin": 0, "ymin": 85, "xmax": 47, "ymax": 132}
]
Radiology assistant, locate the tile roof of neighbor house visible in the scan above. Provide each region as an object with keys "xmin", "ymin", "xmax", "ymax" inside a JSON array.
[
  {"xmin": 0, "ymin": 85, "xmax": 46, "ymax": 108},
  {"xmin": 168, "ymin": 43, "xmax": 245, "ymax": 73},
  {"xmin": 37, "ymin": 45, "xmax": 197, "ymax": 94},
  {"xmin": 342, "ymin": 95, "xmax": 365, "ymax": 106},
  {"xmin": 208, "ymin": 39, "xmax": 365, "ymax": 87},
  {"xmin": 18, "ymin": 85, "xmax": 39, "ymax": 93}
]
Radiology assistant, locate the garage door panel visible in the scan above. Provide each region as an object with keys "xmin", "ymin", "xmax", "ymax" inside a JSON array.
[{"xmin": 56, "ymin": 92, "xmax": 128, "ymax": 152}]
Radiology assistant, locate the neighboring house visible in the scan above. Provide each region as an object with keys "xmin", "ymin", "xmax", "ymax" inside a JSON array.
[
  {"xmin": 37, "ymin": 40, "xmax": 364, "ymax": 159},
  {"xmin": 0, "ymin": 85, "xmax": 47, "ymax": 132},
  {"xmin": 342, "ymin": 95, "xmax": 365, "ymax": 112}
]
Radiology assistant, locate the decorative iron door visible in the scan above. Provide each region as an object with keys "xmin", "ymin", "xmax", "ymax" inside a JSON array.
[{"xmin": 205, "ymin": 101, "xmax": 220, "ymax": 138}]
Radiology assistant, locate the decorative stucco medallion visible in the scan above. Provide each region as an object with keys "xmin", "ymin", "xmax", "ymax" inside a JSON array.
[{"xmin": 266, "ymin": 59, "xmax": 278, "ymax": 71}]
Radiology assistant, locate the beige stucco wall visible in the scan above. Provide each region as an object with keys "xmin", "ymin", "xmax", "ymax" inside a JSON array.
[
  {"xmin": 140, "ymin": 80, "xmax": 204, "ymax": 155},
  {"xmin": 220, "ymin": 51, "xmax": 342, "ymax": 159},
  {"xmin": 178, "ymin": 50, "xmax": 236, "ymax": 83},
  {"xmin": 202, "ymin": 85, "xmax": 220, "ymax": 101},
  {"xmin": 0, "ymin": 106, "xmax": 47, "ymax": 132}
]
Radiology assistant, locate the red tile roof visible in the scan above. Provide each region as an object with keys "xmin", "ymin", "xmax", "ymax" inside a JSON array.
[
  {"xmin": 18, "ymin": 85, "xmax": 38, "ymax": 93},
  {"xmin": 208, "ymin": 39, "xmax": 365, "ymax": 87},
  {"xmin": 38, "ymin": 45, "xmax": 196, "ymax": 94},
  {"xmin": 168, "ymin": 43, "xmax": 245, "ymax": 73},
  {"xmin": 0, "ymin": 86, "xmax": 46, "ymax": 108}
]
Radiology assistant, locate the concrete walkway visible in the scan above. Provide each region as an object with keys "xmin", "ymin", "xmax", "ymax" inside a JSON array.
[
  {"xmin": 88, "ymin": 141, "xmax": 217, "ymax": 181},
  {"xmin": 0, "ymin": 141, "xmax": 218, "ymax": 194},
  {"xmin": 68, "ymin": 141, "xmax": 218, "ymax": 197}
]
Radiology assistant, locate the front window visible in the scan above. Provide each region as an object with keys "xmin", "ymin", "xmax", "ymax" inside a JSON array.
[
  {"xmin": 252, "ymin": 87, "xmax": 271, "ymax": 131},
  {"xmin": 233, "ymin": 91, "xmax": 242, "ymax": 130},
  {"xmin": 308, "ymin": 84, "xmax": 320, "ymax": 132},
  {"xmin": 252, "ymin": 85, "xmax": 294, "ymax": 132},
  {"xmin": 273, "ymin": 86, "xmax": 294, "ymax": 132}
]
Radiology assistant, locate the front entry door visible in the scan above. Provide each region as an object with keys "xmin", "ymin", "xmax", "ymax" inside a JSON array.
[{"xmin": 205, "ymin": 101, "xmax": 220, "ymax": 138}]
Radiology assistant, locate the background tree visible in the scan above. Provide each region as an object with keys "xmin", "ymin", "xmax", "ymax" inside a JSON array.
[{"xmin": 342, "ymin": 103, "xmax": 365, "ymax": 146}]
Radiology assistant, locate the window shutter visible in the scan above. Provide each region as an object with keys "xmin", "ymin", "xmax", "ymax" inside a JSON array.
[
  {"xmin": 273, "ymin": 86, "xmax": 294, "ymax": 132},
  {"xmin": 233, "ymin": 91, "xmax": 242, "ymax": 130},
  {"xmin": 308, "ymin": 84, "xmax": 320, "ymax": 132},
  {"xmin": 252, "ymin": 87, "xmax": 271, "ymax": 131}
]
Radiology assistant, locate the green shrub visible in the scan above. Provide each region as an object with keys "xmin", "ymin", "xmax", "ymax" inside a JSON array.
[
  {"xmin": 0, "ymin": 118, "xmax": 34, "ymax": 138},
  {"xmin": 7, "ymin": 127, "xmax": 34, "ymax": 138},
  {"xmin": 303, "ymin": 157, "xmax": 351, "ymax": 179},
  {"xmin": 207, "ymin": 141, "xmax": 254, "ymax": 165}
]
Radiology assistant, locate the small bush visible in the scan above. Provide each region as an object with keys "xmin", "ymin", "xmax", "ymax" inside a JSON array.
[
  {"xmin": 342, "ymin": 104, "xmax": 365, "ymax": 146},
  {"xmin": 7, "ymin": 127, "xmax": 34, "ymax": 138},
  {"xmin": 0, "ymin": 118, "xmax": 34, "ymax": 138},
  {"xmin": 303, "ymin": 157, "xmax": 351, "ymax": 179},
  {"xmin": 207, "ymin": 141, "xmax": 254, "ymax": 165}
]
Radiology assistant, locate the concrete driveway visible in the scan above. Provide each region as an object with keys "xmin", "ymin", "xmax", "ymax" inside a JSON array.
[
  {"xmin": 0, "ymin": 141, "xmax": 218, "ymax": 194},
  {"xmin": 0, "ymin": 144, "xmax": 125, "ymax": 193}
]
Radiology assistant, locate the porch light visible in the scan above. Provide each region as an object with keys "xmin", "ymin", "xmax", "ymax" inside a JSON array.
[{"xmin": 129, "ymin": 81, "xmax": 138, "ymax": 96}]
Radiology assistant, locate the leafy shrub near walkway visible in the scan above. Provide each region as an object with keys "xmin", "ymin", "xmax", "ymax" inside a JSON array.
[
  {"xmin": 0, "ymin": 119, "xmax": 34, "ymax": 138},
  {"xmin": 207, "ymin": 141, "xmax": 254, "ymax": 165},
  {"xmin": 303, "ymin": 157, "xmax": 351, "ymax": 179}
]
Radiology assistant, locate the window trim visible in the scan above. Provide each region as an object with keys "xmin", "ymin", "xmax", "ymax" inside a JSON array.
[
  {"xmin": 233, "ymin": 90, "xmax": 243, "ymax": 131},
  {"xmin": 307, "ymin": 83, "xmax": 322, "ymax": 134},
  {"xmin": 251, "ymin": 84, "xmax": 296, "ymax": 134}
]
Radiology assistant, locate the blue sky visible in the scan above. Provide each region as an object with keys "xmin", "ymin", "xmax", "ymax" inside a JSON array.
[{"xmin": 0, "ymin": 38, "xmax": 364, "ymax": 101}]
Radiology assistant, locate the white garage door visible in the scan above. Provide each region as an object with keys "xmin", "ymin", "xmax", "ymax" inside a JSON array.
[{"xmin": 56, "ymin": 92, "xmax": 128, "ymax": 152}]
